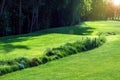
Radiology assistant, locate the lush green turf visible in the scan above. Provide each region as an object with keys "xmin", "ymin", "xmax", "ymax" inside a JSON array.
[
  {"xmin": 0, "ymin": 34, "xmax": 83, "ymax": 61},
  {"xmin": 0, "ymin": 35, "xmax": 120, "ymax": 80},
  {"xmin": 0, "ymin": 21, "xmax": 94, "ymax": 61},
  {"xmin": 0, "ymin": 21, "xmax": 99, "ymax": 61},
  {"xmin": 0, "ymin": 21, "xmax": 120, "ymax": 61},
  {"xmin": 0, "ymin": 21, "xmax": 120, "ymax": 80}
]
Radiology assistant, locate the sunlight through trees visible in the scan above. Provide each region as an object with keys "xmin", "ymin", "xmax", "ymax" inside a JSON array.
[{"xmin": 0, "ymin": 0, "xmax": 120, "ymax": 37}]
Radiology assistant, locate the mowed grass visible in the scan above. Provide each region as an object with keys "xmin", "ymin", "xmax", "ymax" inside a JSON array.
[
  {"xmin": 86, "ymin": 21, "xmax": 120, "ymax": 35},
  {"xmin": 0, "ymin": 35, "xmax": 120, "ymax": 80},
  {"xmin": 0, "ymin": 34, "xmax": 83, "ymax": 60},
  {"xmin": 0, "ymin": 22, "xmax": 94, "ymax": 61},
  {"xmin": 0, "ymin": 21, "xmax": 120, "ymax": 80},
  {"xmin": 0, "ymin": 21, "xmax": 120, "ymax": 61}
]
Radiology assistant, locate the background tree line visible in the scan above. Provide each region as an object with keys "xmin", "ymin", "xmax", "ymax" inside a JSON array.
[{"xmin": 0, "ymin": 0, "xmax": 120, "ymax": 37}]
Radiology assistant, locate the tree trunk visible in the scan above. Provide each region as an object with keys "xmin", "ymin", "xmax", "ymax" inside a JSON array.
[
  {"xmin": 0, "ymin": 0, "xmax": 5, "ymax": 16},
  {"xmin": 19, "ymin": 0, "xmax": 22, "ymax": 34},
  {"xmin": 30, "ymin": 9, "xmax": 36, "ymax": 32},
  {"xmin": 36, "ymin": 6, "xmax": 39, "ymax": 30}
]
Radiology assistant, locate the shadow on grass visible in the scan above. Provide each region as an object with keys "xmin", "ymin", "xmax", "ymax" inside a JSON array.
[
  {"xmin": 40, "ymin": 22, "xmax": 95, "ymax": 35},
  {"xmin": 0, "ymin": 44, "xmax": 30, "ymax": 53},
  {"xmin": 0, "ymin": 22, "xmax": 95, "ymax": 44},
  {"xmin": 0, "ymin": 22, "xmax": 95, "ymax": 53}
]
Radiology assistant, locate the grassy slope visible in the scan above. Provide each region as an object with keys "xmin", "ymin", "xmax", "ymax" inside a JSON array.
[{"xmin": 0, "ymin": 21, "xmax": 120, "ymax": 80}]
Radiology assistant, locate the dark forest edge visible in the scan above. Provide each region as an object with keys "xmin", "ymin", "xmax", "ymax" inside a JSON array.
[
  {"xmin": 0, "ymin": 0, "xmax": 120, "ymax": 37},
  {"xmin": 0, "ymin": 36, "xmax": 106, "ymax": 76}
]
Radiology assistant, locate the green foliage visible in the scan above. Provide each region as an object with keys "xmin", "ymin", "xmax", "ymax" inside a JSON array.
[
  {"xmin": 45, "ymin": 37, "xmax": 106, "ymax": 61},
  {"xmin": 97, "ymin": 32, "xmax": 116, "ymax": 36}
]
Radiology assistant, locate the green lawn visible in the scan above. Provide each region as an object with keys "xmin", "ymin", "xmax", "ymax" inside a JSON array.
[
  {"xmin": 0, "ymin": 34, "xmax": 82, "ymax": 61},
  {"xmin": 0, "ymin": 21, "xmax": 120, "ymax": 61},
  {"xmin": 0, "ymin": 21, "xmax": 120, "ymax": 80}
]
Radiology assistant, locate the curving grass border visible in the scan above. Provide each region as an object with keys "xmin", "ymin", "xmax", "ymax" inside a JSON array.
[{"xmin": 0, "ymin": 36, "xmax": 106, "ymax": 76}]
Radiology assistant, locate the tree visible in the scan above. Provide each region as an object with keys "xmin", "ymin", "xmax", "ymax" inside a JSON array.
[{"xmin": 0, "ymin": 0, "xmax": 5, "ymax": 16}]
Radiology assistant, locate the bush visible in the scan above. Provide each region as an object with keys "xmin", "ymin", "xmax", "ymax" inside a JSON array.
[
  {"xmin": 45, "ymin": 36, "xmax": 106, "ymax": 60},
  {"xmin": 29, "ymin": 58, "xmax": 42, "ymax": 67},
  {"xmin": 0, "ymin": 66, "xmax": 13, "ymax": 75},
  {"xmin": 11, "ymin": 65, "xmax": 19, "ymax": 71},
  {"xmin": 97, "ymin": 32, "xmax": 116, "ymax": 36},
  {"xmin": 41, "ymin": 56, "xmax": 49, "ymax": 64}
]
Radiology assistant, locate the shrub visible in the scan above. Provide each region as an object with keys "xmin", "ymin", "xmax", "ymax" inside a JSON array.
[
  {"xmin": 62, "ymin": 43, "xmax": 78, "ymax": 55},
  {"xmin": 11, "ymin": 65, "xmax": 19, "ymax": 71},
  {"xmin": 0, "ymin": 66, "xmax": 13, "ymax": 75},
  {"xmin": 97, "ymin": 32, "xmax": 116, "ymax": 36},
  {"xmin": 29, "ymin": 58, "xmax": 41, "ymax": 67},
  {"xmin": 41, "ymin": 56, "xmax": 49, "ymax": 64},
  {"xmin": 45, "ymin": 36, "xmax": 106, "ymax": 61}
]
